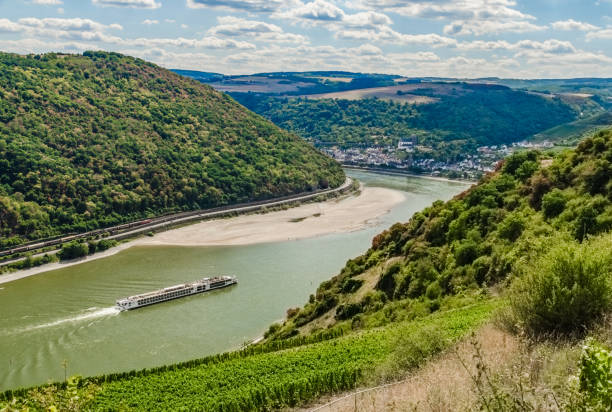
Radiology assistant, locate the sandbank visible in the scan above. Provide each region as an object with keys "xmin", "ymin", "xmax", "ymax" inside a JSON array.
[{"xmin": 0, "ymin": 186, "xmax": 405, "ymax": 284}]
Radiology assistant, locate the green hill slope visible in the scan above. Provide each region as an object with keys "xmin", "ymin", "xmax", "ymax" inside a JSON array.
[
  {"xmin": 268, "ymin": 128, "xmax": 612, "ymax": 338},
  {"xmin": 0, "ymin": 52, "xmax": 344, "ymax": 246}
]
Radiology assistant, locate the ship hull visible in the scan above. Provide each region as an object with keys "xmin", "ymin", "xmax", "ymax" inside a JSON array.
[{"xmin": 116, "ymin": 276, "xmax": 237, "ymax": 311}]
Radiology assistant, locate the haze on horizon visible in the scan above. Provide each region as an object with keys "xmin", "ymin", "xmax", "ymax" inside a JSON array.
[{"xmin": 0, "ymin": 0, "xmax": 611, "ymax": 78}]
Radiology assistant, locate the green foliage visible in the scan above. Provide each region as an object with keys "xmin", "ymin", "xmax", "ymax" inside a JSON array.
[
  {"xmin": 542, "ymin": 188, "xmax": 567, "ymax": 219},
  {"xmin": 578, "ymin": 338, "xmax": 612, "ymax": 410},
  {"xmin": 282, "ymin": 129, "xmax": 612, "ymax": 335},
  {"xmin": 233, "ymin": 84, "xmax": 577, "ymax": 160},
  {"xmin": 498, "ymin": 212, "xmax": 525, "ymax": 241},
  {"xmin": 58, "ymin": 241, "xmax": 89, "ymax": 260},
  {"xmin": 375, "ymin": 262, "xmax": 401, "ymax": 298},
  {"xmin": 0, "ymin": 51, "xmax": 344, "ymax": 244},
  {"xmin": 505, "ymin": 234, "xmax": 612, "ymax": 337}
]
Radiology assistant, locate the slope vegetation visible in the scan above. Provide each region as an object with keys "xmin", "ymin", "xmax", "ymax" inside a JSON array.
[
  {"xmin": 268, "ymin": 128, "xmax": 612, "ymax": 338},
  {"xmin": 0, "ymin": 52, "xmax": 344, "ymax": 246},
  {"xmin": 233, "ymin": 84, "xmax": 581, "ymax": 159},
  {"xmin": 3, "ymin": 130, "xmax": 612, "ymax": 410}
]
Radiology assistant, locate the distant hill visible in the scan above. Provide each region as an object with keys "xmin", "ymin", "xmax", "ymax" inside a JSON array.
[
  {"xmin": 171, "ymin": 69, "xmax": 223, "ymax": 82},
  {"xmin": 231, "ymin": 83, "xmax": 581, "ymax": 159},
  {"xmin": 0, "ymin": 52, "xmax": 344, "ymax": 246},
  {"xmin": 176, "ymin": 70, "xmax": 607, "ymax": 159},
  {"xmin": 532, "ymin": 110, "xmax": 612, "ymax": 144}
]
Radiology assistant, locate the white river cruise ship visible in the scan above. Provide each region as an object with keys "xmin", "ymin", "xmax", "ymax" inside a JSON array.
[{"xmin": 116, "ymin": 275, "xmax": 237, "ymax": 311}]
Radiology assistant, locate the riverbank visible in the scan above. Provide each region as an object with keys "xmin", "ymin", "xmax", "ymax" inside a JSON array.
[
  {"xmin": 0, "ymin": 186, "xmax": 404, "ymax": 285},
  {"xmin": 135, "ymin": 186, "xmax": 404, "ymax": 247},
  {"xmin": 343, "ymin": 166, "xmax": 478, "ymax": 185}
]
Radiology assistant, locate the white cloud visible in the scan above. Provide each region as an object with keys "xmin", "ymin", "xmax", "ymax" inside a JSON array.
[
  {"xmin": 181, "ymin": 24, "xmax": 188, "ymax": 28},
  {"xmin": 208, "ymin": 16, "xmax": 308, "ymax": 43},
  {"xmin": 17, "ymin": 17, "xmax": 123, "ymax": 31},
  {"xmin": 354, "ymin": 0, "xmax": 545, "ymax": 36},
  {"xmin": 31, "ymin": 0, "xmax": 63, "ymax": 5},
  {"xmin": 0, "ymin": 17, "xmax": 254, "ymax": 50},
  {"xmin": 550, "ymin": 19, "xmax": 599, "ymax": 31},
  {"xmin": 458, "ymin": 39, "xmax": 576, "ymax": 55},
  {"xmin": 282, "ymin": 0, "xmax": 344, "ymax": 21},
  {"xmin": 444, "ymin": 19, "xmax": 545, "ymax": 36},
  {"xmin": 92, "ymin": 0, "xmax": 161, "ymax": 9},
  {"xmin": 142, "ymin": 19, "xmax": 159, "ymax": 25},
  {"xmin": 586, "ymin": 27, "xmax": 612, "ymax": 40},
  {"xmin": 186, "ymin": 0, "xmax": 290, "ymax": 12},
  {"xmin": 0, "ymin": 18, "xmax": 24, "ymax": 33},
  {"xmin": 353, "ymin": 0, "xmax": 533, "ymax": 21}
]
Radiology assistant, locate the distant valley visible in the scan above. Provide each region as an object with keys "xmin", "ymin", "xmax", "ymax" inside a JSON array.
[{"xmin": 177, "ymin": 69, "xmax": 612, "ymax": 180}]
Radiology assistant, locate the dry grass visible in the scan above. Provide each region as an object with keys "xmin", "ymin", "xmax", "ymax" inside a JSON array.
[{"xmin": 295, "ymin": 324, "xmax": 519, "ymax": 412}]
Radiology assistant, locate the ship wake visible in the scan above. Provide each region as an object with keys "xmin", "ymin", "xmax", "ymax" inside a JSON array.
[{"xmin": 12, "ymin": 307, "xmax": 120, "ymax": 334}]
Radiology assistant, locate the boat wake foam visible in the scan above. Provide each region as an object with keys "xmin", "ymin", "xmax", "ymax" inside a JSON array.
[{"xmin": 11, "ymin": 307, "xmax": 120, "ymax": 334}]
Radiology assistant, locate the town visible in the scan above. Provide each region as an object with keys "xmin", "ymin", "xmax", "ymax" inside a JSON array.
[{"xmin": 322, "ymin": 138, "xmax": 555, "ymax": 180}]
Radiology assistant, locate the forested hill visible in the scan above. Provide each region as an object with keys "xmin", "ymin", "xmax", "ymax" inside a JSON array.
[
  {"xmin": 267, "ymin": 128, "xmax": 612, "ymax": 340},
  {"xmin": 0, "ymin": 51, "xmax": 344, "ymax": 246},
  {"xmin": 232, "ymin": 85, "xmax": 579, "ymax": 155}
]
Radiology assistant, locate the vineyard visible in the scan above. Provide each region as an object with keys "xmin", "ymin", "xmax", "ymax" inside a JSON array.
[{"xmin": 2, "ymin": 300, "xmax": 496, "ymax": 411}]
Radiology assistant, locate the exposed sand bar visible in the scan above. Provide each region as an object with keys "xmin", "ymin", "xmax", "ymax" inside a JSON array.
[
  {"xmin": 134, "ymin": 186, "xmax": 405, "ymax": 246},
  {"xmin": 0, "ymin": 186, "xmax": 405, "ymax": 284}
]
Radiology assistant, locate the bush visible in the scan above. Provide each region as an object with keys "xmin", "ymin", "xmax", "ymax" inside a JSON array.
[
  {"xmin": 541, "ymin": 189, "xmax": 566, "ymax": 219},
  {"xmin": 505, "ymin": 235, "xmax": 612, "ymax": 337},
  {"xmin": 498, "ymin": 212, "xmax": 525, "ymax": 241},
  {"xmin": 58, "ymin": 241, "xmax": 89, "ymax": 260},
  {"xmin": 578, "ymin": 338, "xmax": 612, "ymax": 409},
  {"xmin": 454, "ymin": 240, "xmax": 479, "ymax": 266}
]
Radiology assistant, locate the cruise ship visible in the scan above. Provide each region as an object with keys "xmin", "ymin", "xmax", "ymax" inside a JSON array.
[{"xmin": 116, "ymin": 275, "xmax": 237, "ymax": 311}]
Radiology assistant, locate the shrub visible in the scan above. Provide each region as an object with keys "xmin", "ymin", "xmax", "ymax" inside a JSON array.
[
  {"xmin": 454, "ymin": 240, "xmax": 479, "ymax": 266},
  {"xmin": 376, "ymin": 262, "xmax": 401, "ymax": 298},
  {"xmin": 505, "ymin": 234, "xmax": 612, "ymax": 337},
  {"xmin": 541, "ymin": 188, "xmax": 566, "ymax": 219},
  {"xmin": 58, "ymin": 241, "xmax": 89, "ymax": 260},
  {"xmin": 498, "ymin": 212, "xmax": 525, "ymax": 241},
  {"xmin": 341, "ymin": 278, "xmax": 363, "ymax": 294},
  {"xmin": 96, "ymin": 239, "xmax": 117, "ymax": 251},
  {"xmin": 578, "ymin": 338, "xmax": 612, "ymax": 409}
]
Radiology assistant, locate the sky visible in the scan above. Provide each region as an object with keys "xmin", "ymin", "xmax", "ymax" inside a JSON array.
[{"xmin": 0, "ymin": 0, "xmax": 611, "ymax": 78}]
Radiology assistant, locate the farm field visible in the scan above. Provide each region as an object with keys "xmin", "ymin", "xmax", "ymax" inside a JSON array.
[{"xmin": 298, "ymin": 84, "xmax": 439, "ymax": 103}]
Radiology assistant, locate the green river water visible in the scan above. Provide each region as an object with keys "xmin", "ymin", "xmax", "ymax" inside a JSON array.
[{"xmin": 0, "ymin": 170, "xmax": 470, "ymax": 390}]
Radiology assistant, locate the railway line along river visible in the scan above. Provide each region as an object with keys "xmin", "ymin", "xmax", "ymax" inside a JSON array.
[{"xmin": 0, "ymin": 170, "xmax": 471, "ymax": 390}]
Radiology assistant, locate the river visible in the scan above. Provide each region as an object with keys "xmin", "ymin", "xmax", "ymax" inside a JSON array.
[{"xmin": 0, "ymin": 170, "xmax": 471, "ymax": 390}]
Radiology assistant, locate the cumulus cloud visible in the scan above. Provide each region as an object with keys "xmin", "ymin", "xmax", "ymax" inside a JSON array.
[
  {"xmin": 186, "ymin": 0, "xmax": 291, "ymax": 12},
  {"xmin": 444, "ymin": 20, "xmax": 544, "ymax": 36},
  {"xmin": 208, "ymin": 16, "xmax": 308, "ymax": 43},
  {"xmin": 17, "ymin": 17, "xmax": 123, "ymax": 32},
  {"xmin": 142, "ymin": 19, "xmax": 159, "ymax": 25},
  {"xmin": 0, "ymin": 17, "xmax": 254, "ymax": 50},
  {"xmin": 353, "ymin": 0, "xmax": 545, "ymax": 36},
  {"xmin": 282, "ymin": 0, "xmax": 344, "ymax": 21},
  {"xmin": 550, "ymin": 19, "xmax": 599, "ymax": 31},
  {"xmin": 92, "ymin": 0, "xmax": 161, "ymax": 9},
  {"xmin": 458, "ymin": 39, "xmax": 577, "ymax": 55},
  {"xmin": 586, "ymin": 27, "xmax": 612, "ymax": 40},
  {"xmin": 31, "ymin": 0, "xmax": 63, "ymax": 5}
]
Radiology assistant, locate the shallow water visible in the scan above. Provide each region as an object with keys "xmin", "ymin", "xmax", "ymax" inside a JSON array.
[{"xmin": 0, "ymin": 170, "xmax": 470, "ymax": 390}]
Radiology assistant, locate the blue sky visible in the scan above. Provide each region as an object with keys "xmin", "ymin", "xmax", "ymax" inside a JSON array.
[{"xmin": 0, "ymin": 0, "xmax": 611, "ymax": 77}]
